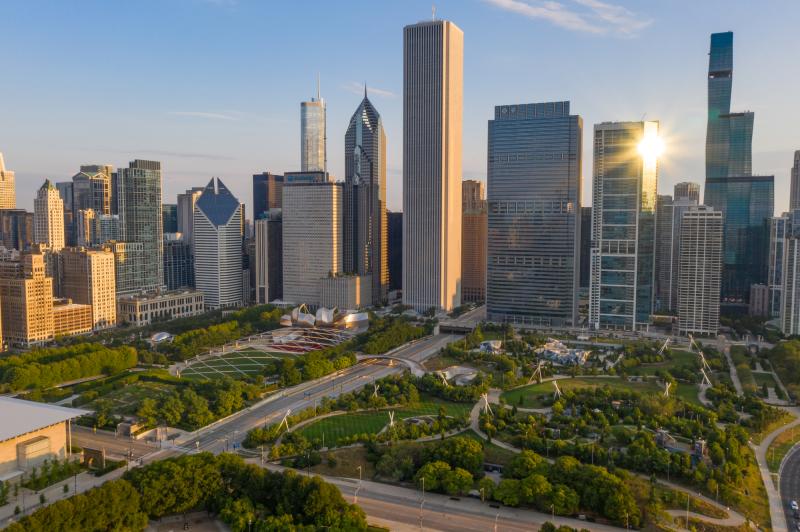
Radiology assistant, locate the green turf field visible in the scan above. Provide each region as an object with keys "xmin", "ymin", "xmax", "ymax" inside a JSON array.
[
  {"xmin": 180, "ymin": 348, "xmax": 299, "ymax": 379},
  {"xmin": 501, "ymin": 377, "xmax": 662, "ymax": 407}
]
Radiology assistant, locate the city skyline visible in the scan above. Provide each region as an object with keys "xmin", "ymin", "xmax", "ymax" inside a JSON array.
[{"xmin": 2, "ymin": 1, "xmax": 798, "ymax": 216}]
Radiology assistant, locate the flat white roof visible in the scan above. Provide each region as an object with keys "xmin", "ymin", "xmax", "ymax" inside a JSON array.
[{"xmin": 0, "ymin": 396, "xmax": 88, "ymax": 443}]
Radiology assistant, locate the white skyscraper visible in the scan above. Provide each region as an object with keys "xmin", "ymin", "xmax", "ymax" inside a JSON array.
[
  {"xmin": 402, "ymin": 20, "xmax": 463, "ymax": 312},
  {"xmin": 301, "ymin": 79, "xmax": 326, "ymax": 173},
  {"xmin": 34, "ymin": 180, "xmax": 65, "ymax": 251},
  {"xmin": 193, "ymin": 178, "xmax": 243, "ymax": 309}
]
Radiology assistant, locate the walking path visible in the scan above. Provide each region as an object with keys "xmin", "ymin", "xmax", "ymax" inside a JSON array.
[{"xmin": 722, "ymin": 343, "xmax": 744, "ymax": 396}]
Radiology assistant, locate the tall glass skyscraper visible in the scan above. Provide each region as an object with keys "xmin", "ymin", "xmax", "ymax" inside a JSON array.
[
  {"xmin": 486, "ymin": 101, "xmax": 582, "ymax": 326},
  {"xmin": 589, "ymin": 121, "xmax": 659, "ymax": 330},
  {"xmin": 301, "ymin": 81, "xmax": 326, "ymax": 173},
  {"xmin": 790, "ymin": 151, "xmax": 800, "ymax": 211},
  {"xmin": 344, "ymin": 90, "xmax": 388, "ymax": 305}
]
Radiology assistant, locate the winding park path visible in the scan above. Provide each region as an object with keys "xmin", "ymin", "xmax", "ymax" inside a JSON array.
[{"xmin": 470, "ymin": 388, "xmax": 747, "ymax": 530}]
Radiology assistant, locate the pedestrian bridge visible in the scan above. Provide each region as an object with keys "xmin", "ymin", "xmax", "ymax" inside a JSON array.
[{"xmin": 355, "ymin": 354, "xmax": 426, "ymax": 378}]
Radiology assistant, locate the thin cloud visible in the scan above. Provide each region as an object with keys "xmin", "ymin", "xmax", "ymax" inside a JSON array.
[
  {"xmin": 342, "ymin": 81, "xmax": 397, "ymax": 98},
  {"xmin": 167, "ymin": 111, "xmax": 240, "ymax": 121},
  {"xmin": 483, "ymin": 0, "xmax": 651, "ymax": 36}
]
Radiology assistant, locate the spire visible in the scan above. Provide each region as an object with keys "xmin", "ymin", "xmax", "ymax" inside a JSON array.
[
  {"xmin": 316, "ymin": 73, "xmax": 321, "ymax": 102},
  {"xmin": 364, "ymin": 82, "xmax": 368, "ymax": 99}
]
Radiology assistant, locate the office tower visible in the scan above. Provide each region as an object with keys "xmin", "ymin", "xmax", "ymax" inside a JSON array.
[
  {"xmin": 344, "ymin": 91, "xmax": 388, "ymax": 305},
  {"xmin": 55, "ymin": 181, "xmax": 73, "ymax": 212},
  {"xmin": 705, "ymin": 32, "xmax": 753, "ymax": 181},
  {"xmin": 163, "ymin": 235, "xmax": 194, "ymax": 290},
  {"xmin": 59, "ymin": 247, "xmax": 116, "ymax": 330},
  {"xmin": 655, "ymin": 196, "xmax": 698, "ymax": 313},
  {"xmin": 106, "ymin": 241, "xmax": 144, "ymax": 296},
  {"xmin": 579, "ymin": 207, "xmax": 592, "ymax": 289},
  {"xmin": 402, "ymin": 20, "xmax": 463, "ymax": 312},
  {"xmin": 791, "ymin": 151, "xmax": 800, "ymax": 211},
  {"xmin": 677, "ymin": 206, "xmax": 723, "ymax": 335},
  {"xmin": 252, "ymin": 172, "xmax": 283, "ymax": 221},
  {"xmin": 301, "ymin": 81, "xmax": 326, "ymax": 173},
  {"xmin": 0, "ymin": 210, "xmax": 33, "ymax": 251},
  {"xmin": 73, "ymin": 166, "xmax": 112, "ymax": 215},
  {"xmin": 255, "ymin": 212, "xmax": 282, "ymax": 304},
  {"xmin": 487, "ymin": 102, "xmax": 582, "ymax": 326},
  {"xmin": 705, "ymin": 174, "xmax": 773, "ymax": 304},
  {"xmin": 461, "ymin": 180, "xmax": 487, "ymax": 303},
  {"xmin": 76, "ymin": 209, "xmax": 96, "ymax": 247},
  {"xmin": 55, "ymin": 181, "xmax": 75, "ymax": 246},
  {"xmin": 0, "ymin": 252, "xmax": 54, "ymax": 347},
  {"xmin": 34, "ymin": 180, "xmax": 65, "ymax": 252},
  {"xmin": 589, "ymin": 121, "xmax": 660, "ymax": 330},
  {"xmin": 117, "ymin": 160, "xmax": 164, "ymax": 292},
  {"xmin": 162, "ymin": 204, "xmax": 178, "ymax": 233},
  {"xmin": 282, "ymin": 182, "xmax": 342, "ymax": 306},
  {"xmin": 388, "ymin": 211, "xmax": 403, "ymax": 291},
  {"xmin": 0, "ymin": 153, "xmax": 15, "ymax": 209},
  {"xmin": 674, "ymin": 182, "xmax": 700, "ymax": 202},
  {"xmin": 768, "ymin": 214, "xmax": 791, "ymax": 318},
  {"xmin": 177, "ymin": 187, "xmax": 204, "ymax": 245},
  {"xmin": 192, "ymin": 178, "xmax": 242, "ymax": 309}
]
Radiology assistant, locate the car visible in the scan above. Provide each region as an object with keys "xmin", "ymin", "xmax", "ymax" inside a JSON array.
[{"xmin": 791, "ymin": 500, "xmax": 799, "ymax": 511}]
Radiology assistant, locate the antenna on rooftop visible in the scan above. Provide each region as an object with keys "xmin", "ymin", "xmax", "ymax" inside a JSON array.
[{"xmin": 432, "ymin": 3, "xmax": 436, "ymax": 20}]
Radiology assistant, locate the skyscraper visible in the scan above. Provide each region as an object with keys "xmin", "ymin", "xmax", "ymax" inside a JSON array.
[
  {"xmin": 768, "ymin": 213, "xmax": 791, "ymax": 318},
  {"xmin": 0, "ymin": 252, "xmax": 54, "ymax": 347},
  {"xmin": 791, "ymin": 151, "xmax": 800, "ymax": 211},
  {"xmin": 73, "ymin": 165, "xmax": 112, "ymax": 215},
  {"xmin": 461, "ymin": 180, "xmax": 487, "ymax": 303},
  {"xmin": 282, "ymin": 182, "xmax": 342, "ymax": 306},
  {"xmin": 163, "ymin": 235, "xmax": 194, "ymax": 290},
  {"xmin": 674, "ymin": 182, "xmax": 701, "ymax": 203},
  {"xmin": 589, "ymin": 121, "xmax": 660, "ymax": 330},
  {"xmin": 177, "ymin": 187, "xmax": 204, "ymax": 244},
  {"xmin": 705, "ymin": 174, "xmax": 774, "ymax": 304},
  {"xmin": 579, "ymin": 207, "xmax": 592, "ymax": 290},
  {"xmin": 162, "ymin": 204, "xmax": 178, "ymax": 233},
  {"xmin": 487, "ymin": 102, "xmax": 582, "ymax": 326},
  {"xmin": 677, "ymin": 206, "xmax": 723, "ymax": 335},
  {"xmin": 0, "ymin": 210, "xmax": 33, "ymax": 251},
  {"xmin": 388, "ymin": 211, "xmax": 403, "ymax": 292},
  {"xmin": 301, "ymin": 81, "xmax": 326, "ymax": 173},
  {"xmin": 344, "ymin": 90, "xmax": 388, "ymax": 305},
  {"xmin": 252, "ymin": 172, "xmax": 283, "ymax": 221},
  {"xmin": 59, "ymin": 247, "xmax": 117, "ymax": 330},
  {"xmin": 255, "ymin": 213, "xmax": 282, "ymax": 304},
  {"xmin": 655, "ymin": 196, "xmax": 698, "ymax": 313},
  {"xmin": 402, "ymin": 19, "xmax": 463, "ymax": 312},
  {"xmin": 0, "ymin": 153, "xmax": 16, "ymax": 209},
  {"xmin": 117, "ymin": 159, "xmax": 163, "ymax": 292},
  {"xmin": 34, "ymin": 180, "xmax": 65, "ymax": 252},
  {"xmin": 193, "ymin": 178, "xmax": 243, "ymax": 309}
]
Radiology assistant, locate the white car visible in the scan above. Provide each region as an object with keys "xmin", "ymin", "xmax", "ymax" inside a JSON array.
[{"xmin": 791, "ymin": 500, "xmax": 799, "ymax": 511}]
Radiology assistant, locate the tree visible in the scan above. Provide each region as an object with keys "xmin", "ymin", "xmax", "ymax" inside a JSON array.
[
  {"xmin": 442, "ymin": 468, "xmax": 473, "ymax": 495},
  {"xmin": 507, "ymin": 450, "xmax": 547, "ymax": 479},
  {"xmin": 494, "ymin": 479, "xmax": 522, "ymax": 507},
  {"xmin": 427, "ymin": 436, "xmax": 484, "ymax": 476},
  {"xmin": 478, "ymin": 477, "xmax": 496, "ymax": 500},
  {"xmin": 520, "ymin": 474, "xmax": 552, "ymax": 506},
  {"xmin": 159, "ymin": 393, "xmax": 185, "ymax": 426},
  {"xmin": 414, "ymin": 461, "xmax": 451, "ymax": 492},
  {"xmin": 136, "ymin": 398, "xmax": 158, "ymax": 427},
  {"xmin": 182, "ymin": 388, "xmax": 214, "ymax": 429},
  {"xmin": 548, "ymin": 484, "xmax": 580, "ymax": 515}
]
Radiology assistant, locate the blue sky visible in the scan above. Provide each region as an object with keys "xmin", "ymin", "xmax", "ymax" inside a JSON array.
[{"xmin": 1, "ymin": 0, "xmax": 798, "ymax": 215}]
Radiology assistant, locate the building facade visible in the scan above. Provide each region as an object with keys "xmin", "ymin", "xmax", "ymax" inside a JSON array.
[
  {"xmin": 34, "ymin": 180, "xmax": 65, "ymax": 252},
  {"xmin": 768, "ymin": 213, "xmax": 791, "ymax": 318},
  {"xmin": 488, "ymin": 102, "xmax": 582, "ymax": 326},
  {"xmin": 320, "ymin": 274, "xmax": 372, "ymax": 310},
  {"xmin": 654, "ymin": 196, "xmax": 698, "ymax": 313},
  {"xmin": 162, "ymin": 204, "xmax": 178, "ymax": 233},
  {"xmin": 107, "ymin": 241, "xmax": 145, "ymax": 296},
  {"xmin": 0, "ymin": 153, "xmax": 15, "ymax": 209},
  {"xmin": 0, "ymin": 253, "xmax": 54, "ymax": 347},
  {"xmin": 117, "ymin": 160, "xmax": 164, "ymax": 293},
  {"xmin": 193, "ymin": 178, "xmax": 243, "ymax": 309},
  {"xmin": 163, "ymin": 236, "xmax": 194, "ymax": 290},
  {"xmin": 301, "ymin": 84, "xmax": 326, "ymax": 173},
  {"xmin": 254, "ymin": 214, "xmax": 283, "ymax": 304},
  {"xmin": 53, "ymin": 300, "xmax": 93, "ymax": 337},
  {"xmin": 791, "ymin": 151, "xmax": 800, "ymax": 212},
  {"xmin": 344, "ymin": 92, "xmax": 388, "ymax": 305},
  {"xmin": 177, "ymin": 187, "xmax": 204, "ymax": 245},
  {"xmin": 402, "ymin": 20, "xmax": 463, "ymax": 312},
  {"xmin": 677, "ymin": 206, "xmax": 723, "ymax": 335},
  {"xmin": 674, "ymin": 182, "xmax": 701, "ymax": 202},
  {"xmin": 388, "ymin": 211, "xmax": 402, "ymax": 292},
  {"xmin": 59, "ymin": 247, "xmax": 117, "ymax": 330},
  {"xmin": 0, "ymin": 209, "xmax": 33, "ymax": 251},
  {"xmin": 589, "ymin": 121, "xmax": 660, "ymax": 330},
  {"xmin": 73, "ymin": 166, "xmax": 112, "ymax": 215},
  {"xmin": 116, "ymin": 289, "xmax": 204, "ymax": 327},
  {"xmin": 579, "ymin": 207, "xmax": 592, "ymax": 290},
  {"xmin": 749, "ymin": 284, "xmax": 770, "ymax": 317},
  {"xmin": 252, "ymin": 172, "xmax": 283, "ymax": 221},
  {"xmin": 462, "ymin": 180, "xmax": 487, "ymax": 303},
  {"xmin": 282, "ymin": 182, "xmax": 342, "ymax": 306}
]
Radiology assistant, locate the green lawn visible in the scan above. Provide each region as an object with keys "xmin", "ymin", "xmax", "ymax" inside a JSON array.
[
  {"xmin": 753, "ymin": 371, "xmax": 778, "ymax": 389},
  {"xmin": 180, "ymin": 349, "xmax": 297, "ymax": 379},
  {"xmin": 673, "ymin": 383, "xmax": 705, "ymax": 407},
  {"xmin": 630, "ymin": 349, "xmax": 698, "ymax": 375},
  {"xmin": 461, "ymin": 430, "xmax": 518, "ymax": 466},
  {"xmin": 767, "ymin": 425, "xmax": 800, "ymax": 473},
  {"xmin": 501, "ymin": 377, "xmax": 662, "ymax": 408}
]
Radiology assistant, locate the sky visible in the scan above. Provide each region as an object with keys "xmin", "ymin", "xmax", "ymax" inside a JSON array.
[{"xmin": 1, "ymin": 0, "xmax": 799, "ymax": 216}]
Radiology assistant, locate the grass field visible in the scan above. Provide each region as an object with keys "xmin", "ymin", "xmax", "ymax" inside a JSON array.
[
  {"xmin": 83, "ymin": 380, "xmax": 176, "ymax": 416},
  {"xmin": 501, "ymin": 377, "xmax": 662, "ymax": 408},
  {"xmin": 461, "ymin": 430, "xmax": 518, "ymax": 466},
  {"xmin": 298, "ymin": 396, "xmax": 472, "ymax": 445},
  {"xmin": 180, "ymin": 348, "xmax": 298, "ymax": 379},
  {"xmin": 631, "ymin": 349, "xmax": 698, "ymax": 375},
  {"xmin": 753, "ymin": 371, "xmax": 779, "ymax": 389},
  {"xmin": 767, "ymin": 425, "xmax": 800, "ymax": 473}
]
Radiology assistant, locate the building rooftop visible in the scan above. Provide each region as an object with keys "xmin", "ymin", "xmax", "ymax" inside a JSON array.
[{"xmin": 0, "ymin": 397, "xmax": 88, "ymax": 443}]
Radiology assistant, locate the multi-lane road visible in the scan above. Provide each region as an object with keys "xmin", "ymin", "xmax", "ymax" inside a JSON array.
[{"xmin": 782, "ymin": 447, "xmax": 800, "ymax": 531}]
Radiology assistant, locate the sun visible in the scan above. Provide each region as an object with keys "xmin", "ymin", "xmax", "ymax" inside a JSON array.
[{"xmin": 638, "ymin": 133, "xmax": 665, "ymax": 162}]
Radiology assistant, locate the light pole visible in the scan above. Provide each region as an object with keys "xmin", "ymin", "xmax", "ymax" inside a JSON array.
[
  {"xmin": 686, "ymin": 493, "xmax": 690, "ymax": 527},
  {"xmin": 494, "ymin": 513, "xmax": 499, "ymax": 532},
  {"xmin": 551, "ymin": 504, "xmax": 554, "ymax": 522}
]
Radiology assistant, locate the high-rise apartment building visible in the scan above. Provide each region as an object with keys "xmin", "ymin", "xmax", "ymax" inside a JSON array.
[
  {"xmin": 282, "ymin": 182, "xmax": 342, "ymax": 306},
  {"xmin": 0, "ymin": 153, "xmax": 15, "ymax": 209},
  {"xmin": 0, "ymin": 252, "xmax": 54, "ymax": 347},
  {"xmin": 654, "ymin": 196, "xmax": 698, "ymax": 313},
  {"xmin": 301, "ymin": 82, "xmax": 326, "ymax": 173},
  {"xmin": 252, "ymin": 172, "xmax": 283, "ymax": 221},
  {"xmin": 193, "ymin": 178, "xmax": 243, "ymax": 309},
  {"xmin": 705, "ymin": 174, "xmax": 774, "ymax": 304},
  {"xmin": 462, "ymin": 180, "xmax": 487, "ymax": 303},
  {"xmin": 487, "ymin": 102, "xmax": 582, "ymax": 326},
  {"xmin": 674, "ymin": 182, "xmax": 701, "ymax": 203},
  {"xmin": 34, "ymin": 180, "xmax": 65, "ymax": 252},
  {"xmin": 163, "ymin": 235, "xmax": 194, "ymax": 290},
  {"xmin": 677, "ymin": 206, "xmax": 723, "ymax": 335},
  {"xmin": 791, "ymin": 151, "xmax": 800, "ymax": 211},
  {"xmin": 177, "ymin": 187, "xmax": 204, "ymax": 245},
  {"xmin": 162, "ymin": 204, "xmax": 178, "ymax": 233},
  {"xmin": 589, "ymin": 121, "xmax": 660, "ymax": 330},
  {"xmin": 59, "ymin": 247, "xmax": 116, "ymax": 330},
  {"xmin": 255, "ymin": 213, "xmax": 282, "ymax": 304},
  {"xmin": 117, "ymin": 160, "xmax": 163, "ymax": 292},
  {"xmin": 344, "ymin": 92, "xmax": 388, "ymax": 305},
  {"xmin": 402, "ymin": 19, "xmax": 463, "ymax": 312}
]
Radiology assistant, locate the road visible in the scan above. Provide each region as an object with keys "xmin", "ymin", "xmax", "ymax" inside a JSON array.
[
  {"xmin": 781, "ymin": 446, "xmax": 800, "ymax": 532},
  {"xmin": 720, "ymin": 341, "xmax": 744, "ymax": 395},
  {"xmin": 72, "ymin": 425, "xmax": 157, "ymax": 460}
]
